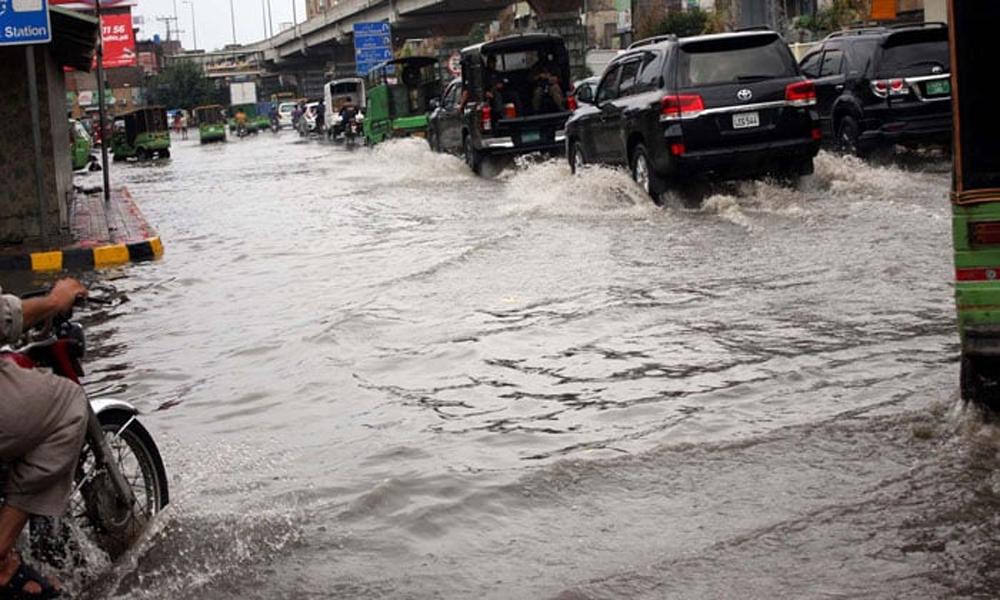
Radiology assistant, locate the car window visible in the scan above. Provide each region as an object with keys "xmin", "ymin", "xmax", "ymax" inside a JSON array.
[
  {"xmin": 819, "ymin": 49, "xmax": 845, "ymax": 77},
  {"xmin": 678, "ymin": 35, "xmax": 798, "ymax": 86},
  {"xmin": 877, "ymin": 30, "xmax": 950, "ymax": 77},
  {"xmin": 444, "ymin": 82, "xmax": 460, "ymax": 107},
  {"xmin": 637, "ymin": 52, "xmax": 664, "ymax": 92},
  {"xmin": 800, "ymin": 51, "xmax": 822, "ymax": 78},
  {"xmin": 617, "ymin": 58, "xmax": 643, "ymax": 98},
  {"xmin": 596, "ymin": 63, "xmax": 622, "ymax": 103}
]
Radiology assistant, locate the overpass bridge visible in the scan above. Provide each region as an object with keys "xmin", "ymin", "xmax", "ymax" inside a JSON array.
[{"xmin": 238, "ymin": 0, "xmax": 585, "ymax": 97}]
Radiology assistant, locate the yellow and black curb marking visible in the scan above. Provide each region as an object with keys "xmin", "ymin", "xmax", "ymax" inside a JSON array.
[{"xmin": 0, "ymin": 237, "xmax": 164, "ymax": 272}]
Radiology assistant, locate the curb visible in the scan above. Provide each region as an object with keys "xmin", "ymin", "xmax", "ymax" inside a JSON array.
[{"xmin": 0, "ymin": 237, "xmax": 164, "ymax": 272}]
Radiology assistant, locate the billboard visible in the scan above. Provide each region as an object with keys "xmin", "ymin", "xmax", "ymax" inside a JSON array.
[{"xmin": 98, "ymin": 9, "xmax": 135, "ymax": 68}]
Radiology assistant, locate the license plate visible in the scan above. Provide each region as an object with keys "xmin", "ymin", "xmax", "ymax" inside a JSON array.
[
  {"xmin": 925, "ymin": 79, "xmax": 951, "ymax": 96},
  {"xmin": 521, "ymin": 131, "xmax": 540, "ymax": 144},
  {"xmin": 732, "ymin": 112, "xmax": 760, "ymax": 129}
]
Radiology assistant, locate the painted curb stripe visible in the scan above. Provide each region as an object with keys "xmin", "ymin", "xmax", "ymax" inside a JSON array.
[{"xmin": 0, "ymin": 236, "xmax": 164, "ymax": 272}]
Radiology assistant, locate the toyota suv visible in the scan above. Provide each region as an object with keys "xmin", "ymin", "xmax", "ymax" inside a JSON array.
[
  {"xmin": 799, "ymin": 23, "xmax": 951, "ymax": 157},
  {"xmin": 565, "ymin": 30, "xmax": 821, "ymax": 200}
]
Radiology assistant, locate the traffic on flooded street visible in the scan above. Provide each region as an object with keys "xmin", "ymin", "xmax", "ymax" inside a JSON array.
[{"xmin": 4, "ymin": 1, "xmax": 1000, "ymax": 598}]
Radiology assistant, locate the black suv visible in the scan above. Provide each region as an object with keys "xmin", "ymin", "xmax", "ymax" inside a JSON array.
[
  {"xmin": 799, "ymin": 23, "xmax": 951, "ymax": 156},
  {"xmin": 428, "ymin": 34, "xmax": 574, "ymax": 173},
  {"xmin": 565, "ymin": 30, "xmax": 821, "ymax": 200}
]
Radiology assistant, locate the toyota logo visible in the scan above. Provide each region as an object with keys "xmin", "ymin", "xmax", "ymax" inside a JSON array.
[
  {"xmin": 932, "ymin": 65, "xmax": 943, "ymax": 74},
  {"xmin": 737, "ymin": 89, "xmax": 753, "ymax": 102}
]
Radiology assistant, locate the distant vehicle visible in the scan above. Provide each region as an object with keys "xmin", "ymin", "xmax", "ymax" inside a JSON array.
[
  {"xmin": 449, "ymin": 34, "xmax": 574, "ymax": 174},
  {"xmin": 229, "ymin": 103, "xmax": 260, "ymax": 134},
  {"xmin": 68, "ymin": 118, "xmax": 94, "ymax": 171},
  {"xmin": 364, "ymin": 56, "xmax": 442, "ymax": 146},
  {"xmin": 194, "ymin": 104, "xmax": 227, "ymax": 143},
  {"xmin": 324, "ymin": 77, "xmax": 367, "ymax": 139},
  {"xmin": 427, "ymin": 77, "xmax": 464, "ymax": 154},
  {"xmin": 301, "ymin": 101, "xmax": 321, "ymax": 135},
  {"xmin": 571, "ymin": 76, "xmax": 599, "ymax": 107},
  {"xmin": 277, "ymin": 102, "xmax": 297, "ymax": 128},
  {"xmin": 799, "ymin": 22, "xmax": 952, "ymax": 157},
  {"xmin": 565, "ymin": 30, "xmax": 821, "ymax": 200},
  {"xmin": 111, "ymin": 107, "xmax": 171, "ymax": 160}
]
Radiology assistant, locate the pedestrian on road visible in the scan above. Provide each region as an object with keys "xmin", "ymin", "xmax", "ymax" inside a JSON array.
[{"xmin": 0, "ymin": 279, "xmax": 89, "ymax": 598}]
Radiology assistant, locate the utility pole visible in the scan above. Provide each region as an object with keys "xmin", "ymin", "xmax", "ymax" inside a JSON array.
[
  {"xmin": 95, "ymin": 0, "xmax": 112, "ymax": 210},
  {"xmin": 262, "ymin": 0, "xmax": 268, "ymax": 39},
  {"xmin": 267, "ymin": 0, "xmax": 274, "ymax": 38},
  {"xmin": 184, "ymin": 0, "xmax": 197, "ymax": 50},
  {"xmin": 229, "ymin": 0, "xmax": 237, "ymax": 44}
]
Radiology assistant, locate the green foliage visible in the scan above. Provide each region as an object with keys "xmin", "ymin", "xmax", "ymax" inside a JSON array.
[
  {"xmin": 794, "ymin": 0, "xmax": 868, "ymax": 34},
  {"xmin": 146, "ymin": 61, "xmax": 223, "ymax": 110},
  {"xmin": 638, "ymin": 8, "xmax": 711, "ymax": 40}
]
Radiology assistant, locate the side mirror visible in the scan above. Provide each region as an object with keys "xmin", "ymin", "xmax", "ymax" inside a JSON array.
[{"xmin": 430, "ymin": 98, "xmax": 441, "ymax": 110}]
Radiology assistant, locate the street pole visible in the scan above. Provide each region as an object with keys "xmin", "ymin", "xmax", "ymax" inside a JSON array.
[
  {"xmin": 95, "ymin": 0, "xmax": 112, "ymax": 210},
  {"xmin": 292, "ymin": 0, "xmax": 298, "ymax": 28},
  {"xmin": 184, "ymin": 0, "xmax": 197, "ymax": 50},
  {"xmin": 262, "ymin": 0, "xmax": 268, "ymax": 39},
  {"xmin": 25, "ymin": 46, "xmax": 48, "ymax": 248},
  {"xmin": 229, "ymin": 0, "xmax": 237, "ymax": 44},
  {"xmin": 267, "ymin": 0, "xmax": 274, "ymax": 38}
]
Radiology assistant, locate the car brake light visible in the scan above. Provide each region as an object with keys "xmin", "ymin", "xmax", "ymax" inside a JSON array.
[
  {"xmin": 504, "ymin": 103, "xmax": 517, "ymax": 119},
  {"xmin": 785, "ymin": 81, "xmax": 816, "ymax": 107},
  {"xmin": 670, "ymin": 143, "xmax": 686, "ymax": 156},
  {"xmin": 870, "ymin": 78, "xmax": 910, "ymax": 98},
  {"xmin": 660, "ymin": 94, "xmax": 704, "ymax": 120},
  {"xmin": 567, "ymin": 95, "xmax": 578, "ymax": 111},
  {"xmin": 480, "ymin": 104, "xmax": 492, "ymax": 132},
  {"xmin": 811, "ymin": 128, "xmax": 822, "ymax": 141},
  {"xmin": 971, "ymin": 222, "xmax": 1000, "ymax": 246}
]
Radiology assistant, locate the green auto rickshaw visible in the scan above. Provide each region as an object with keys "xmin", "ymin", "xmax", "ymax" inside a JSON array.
[
  {"xmin": 364, "ymin": 56, "xmax": 442, "ymax": 146},
  {"xmin": 195, "ymin": 104, "xmax": 227, "ymax": 143},
  {"xmin": 111, "ymin": 107, "xmax": 171, "ymax": 160},
  {"xmin": 69, "ymin": 118, "xmax": 94, "ymax": 171},
  {"xmin": 228, "ymin": 103, "xmax": 259, "ymax": 135}
]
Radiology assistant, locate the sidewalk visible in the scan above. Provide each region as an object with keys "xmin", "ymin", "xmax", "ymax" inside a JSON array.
[{"xmin": 0, "ymin": 188, "xmax": 163, "ymax": 271}]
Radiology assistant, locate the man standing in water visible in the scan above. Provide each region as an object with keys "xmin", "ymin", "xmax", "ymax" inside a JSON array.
[{"xmin": 0, "ymin": 279, "xmax": 89, "ymax": 597}]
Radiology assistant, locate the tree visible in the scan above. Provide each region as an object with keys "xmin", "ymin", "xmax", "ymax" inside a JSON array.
[
  {"xmin": 146, "ymin": 61, "xmax": 224, "ymax": 110},
  {"xmin": 638, "ymin": 7, "xmax": 711, "ymax": 40}
]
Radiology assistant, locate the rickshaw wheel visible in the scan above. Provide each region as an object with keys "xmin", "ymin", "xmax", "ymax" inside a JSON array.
[{"xmin": 961, "ymin": 354, "xmax": 1000, "ymax": 414}]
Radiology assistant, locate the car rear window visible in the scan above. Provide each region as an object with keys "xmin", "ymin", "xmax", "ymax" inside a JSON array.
[
  {"xmin": 677, "ymin": 35, "xmax": 797, "ymax": 86},
  {"xmin": 877, "ymin": 30, "xmax": 950, "ymax": 77}
]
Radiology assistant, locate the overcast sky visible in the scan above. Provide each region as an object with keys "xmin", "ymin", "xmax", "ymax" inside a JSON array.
[{"xmin": 134, "ymin": 0, "xmax": 307, "ymax": 52}]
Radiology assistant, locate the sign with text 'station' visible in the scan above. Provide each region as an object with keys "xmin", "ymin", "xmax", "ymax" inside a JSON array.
[{"xmin": 0, "ymin": 0, "xmax": 51, "ymax": 46}]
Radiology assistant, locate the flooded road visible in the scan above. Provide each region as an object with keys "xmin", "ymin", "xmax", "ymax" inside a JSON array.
[{"xmin": 59, "ymin": 132, "xmax": 1000, "ymax": 598}]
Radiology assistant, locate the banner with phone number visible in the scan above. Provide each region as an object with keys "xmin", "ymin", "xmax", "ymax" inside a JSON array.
[{"xmin": 96, "ymin": 9, "xmax": 135, "ymax": 68}]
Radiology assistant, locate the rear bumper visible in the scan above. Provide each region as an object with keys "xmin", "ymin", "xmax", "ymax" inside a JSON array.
[
  {"xmin": 480, "ymin": 131, "xmax": 566, "ymax": 156},
  {"xmin": 664, "ymin": 137, "xmax": 820, "ymax": 179},
  {"xmin": 859, "ymin": 112, "xmax": 952, "ymax": 148}
]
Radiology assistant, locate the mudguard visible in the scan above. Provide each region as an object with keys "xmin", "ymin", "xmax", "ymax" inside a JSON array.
[{"xmin": 90, "ymin": 398, "xmax": 139, "ymax": 417}]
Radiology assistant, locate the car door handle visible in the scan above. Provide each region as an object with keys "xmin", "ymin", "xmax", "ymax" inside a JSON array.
[{"xmin": 835, "ymin": 84, "xmax": 845, "ymax": 91}]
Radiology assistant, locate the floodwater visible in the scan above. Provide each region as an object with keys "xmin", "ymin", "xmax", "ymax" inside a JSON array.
[{"xmin": 46, "ymin": 132, "xmax": 1000, "ymax": 598}]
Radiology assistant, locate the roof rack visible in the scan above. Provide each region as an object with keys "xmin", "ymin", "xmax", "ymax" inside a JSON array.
[
  {"xmin": 627, "ymin": 34, "xmax": 677, "ymax": 50},
  {"xmin": 734, "ymin": 25, "xmax": 774, "ymax": 32},
  {"xmin": 825, "ymin": 26, "xmax": 887, "ymax": 40},
  {"xmin": 887, "ymin": 21, "xmax": 947, "ymax": 30}
]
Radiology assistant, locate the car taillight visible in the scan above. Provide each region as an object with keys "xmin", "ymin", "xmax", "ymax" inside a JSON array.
[
  {"xmin": 480, "ymin": 104, "xmax": 492, "ymax": 132},
  {"xmin": 811, "ymin": 128, "xmax": 822, "ymax": 141},
  {"xmin": 670, "ymin": 143, "xmax": 686, "ymax": 156},
  {"xmin": 660, "ymin": 94, "xmax": 704, "ymax": 119},
  {"xmin": 567, "ymin": 95, "xmax": 578, "ymax": 111},
  {"xmin": 785, "ymin": 81, "xmax": 816, "ymax": 107},
  {"xmin": 971, "ymin": 222, "xmax": 1000, "ymax": 246},
  {"xmin": 504, "ymin": 103, "xmax": 517, "ymax": 119},
  {"xmin": 870, "ymin": 78, "xmax": 909, "ymax": 98}
]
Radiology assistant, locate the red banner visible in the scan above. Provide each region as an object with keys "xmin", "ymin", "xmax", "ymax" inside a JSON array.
[{"xmin": 98, "ymin": 9, "xmax": 136, "ymax": 68}]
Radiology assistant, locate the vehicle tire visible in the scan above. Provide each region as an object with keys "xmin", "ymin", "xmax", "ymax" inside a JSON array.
[
  {"xmin": 836, "ymin": 115, "xmax": 862, "ymax": 156},
  {"xmin": 32, "ymin": 409, "xmax": 168, "ymax": 566},
  {"xmin": 160, "ymin": 149, "xmax": 170, "ymax": 159},
  {"xmin": 631, "ymin": 144, "xmax": 663, "ymax": 202},
  {"xmin": 960, "ymin": 355, "xmax": 1000, "ymax": 413},
  {"xmin": 568, "ymin": 139, "xmax": 586, "ymax": 175},
  {"xmin": 464, "ymin": 134, "xmax": 482, "ymax": 175},
  {"xmin": 135, "ymin": 148, "xmax": 149, "ymax": 161}
]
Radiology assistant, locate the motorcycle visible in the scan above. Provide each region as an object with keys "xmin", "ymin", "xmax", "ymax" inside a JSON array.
[
  {"xmin": 0, "ymin": 291, "xmax": 169, "ymax": 566},
  {"xmin": 344, "ymin": 113, "xmax": 363, "ymax": 146}
]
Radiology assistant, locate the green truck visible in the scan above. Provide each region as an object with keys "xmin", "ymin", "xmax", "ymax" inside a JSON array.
[
  {"xmin": 195, "ymin": 104, "xmax": 227, "ymax": 143},
  {"xmin": 364, "ymin": 57, "xmax": 442, "ymax": 146},
  {"xmin": 111, "ymin": 107, "xmax": 171, "ymax": 160}
]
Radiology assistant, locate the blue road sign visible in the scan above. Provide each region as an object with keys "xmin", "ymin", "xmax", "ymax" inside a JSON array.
[
  {"xmin": 0, "ymin": 0, "xmax": 51, "ymax": 46},
  {"xmin": 353, "ymin": 21, "xmax": 392, "ymax": 76}
]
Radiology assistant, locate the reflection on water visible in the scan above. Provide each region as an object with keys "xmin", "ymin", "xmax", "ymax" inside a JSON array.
[{"xmin": 50, "ymin": 133, "xmax": 992, "ymax": 598}]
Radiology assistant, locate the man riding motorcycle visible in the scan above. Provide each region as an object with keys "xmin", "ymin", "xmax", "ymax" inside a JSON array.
[{"xmin": 0, "ymin": 279, "xmax": 88, "ymax": 598}]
